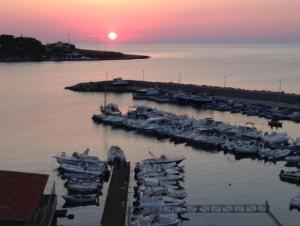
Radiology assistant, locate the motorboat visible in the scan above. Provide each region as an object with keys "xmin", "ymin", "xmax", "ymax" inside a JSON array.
[
  {"xmin": 290, "ymin": 195, "xmax": 300, "ymax": 210},
  {"xmin": 258, "ymin": 148, "xmax": 274, "ymax": 159},
  {"xmin": 139, "ymin": 173, "xmax": 184, "ymax": 182},
  {"xmin": 233, "ymin": 140, "xmax": 257, "ymax": 156},
  {"xmin": 279, "ymin": 170, "xmax": 300, "ymax": 184},
  {"xmin": 100, "ymin": 103, "xmax": 122, "ymax": 116},
  {"xmin": 267, "ymin": 149, "xmax": 290, "ymax": 161},
  {"xmin": 261, "ymin": 132, "xmax": 289, "ymax": 145},
  {"xmin": 60, "ymin": 163, "xmax": 107, "ymax": 176},
  {"xmin": 107, "ymin": 145, "xmax": 126, "ymax": 164},
  {"xmin": 62, "ymin": 194, "xmax": 97, "ymax": 203},
  {"xmin": 137, "ymin": 196, "xmax": 185, "ymax": 208},
  {"xmin": 138, "ymin": 206, "xmax": 186, "ymax": 215},
  {"xmin": 141, "ymin": 177, "xmax": 179, "ymax": 187},
  {"xmin": 53, "ymin": 148, "xmax": 100, "ymax": 165},
  {"xmin": 138, "ymin": 187, "xmax": 187, "ymax": 199},
  {"xmin": 130, "ymin": 213, "xmax": 181, "ymax": 226},
  {"xmin": 151, "ymin": 154, "xmax": 185, "ymax": 165},
  {"xmin": 67, "ymin": 178, "xmax": 102, "ymax": 193},
  {"xmin": 285, "ymin": 155, "xmax": 300, "ymax": 164},
  {"xmin": 112, "ymin": 77, "xmax": 129, "ymax": 85}
]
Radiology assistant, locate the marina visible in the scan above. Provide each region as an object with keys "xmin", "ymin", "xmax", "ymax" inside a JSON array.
[{"xmin": 2, "ymin": 44, "xmax": 300, "ymax": 226}]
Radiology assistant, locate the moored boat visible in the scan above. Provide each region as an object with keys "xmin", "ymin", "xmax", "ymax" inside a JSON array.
[
  {"xmin": 107, "ymin": 145, "xmax": 126, "ymax": 165},
  {"xmin": 62, "ymin": 194, "xmax": 97, "ymax": 203},
  {"xmin": 279, "ymin": 170, "xmax": 300, "ymax": 184},
  {"xmin": 290, "ymin": 195, "xmax": 300, "ymax": 210}
]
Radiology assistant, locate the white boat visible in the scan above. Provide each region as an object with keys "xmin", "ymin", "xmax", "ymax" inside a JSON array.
[
  {"xmin": 261, "ymin": 132, "xmax": 289, "ymax": 145},
  {"xmin": 279, "ymin": 170, "xmax": 300, "ymax": 183},
  {"xmin": 112, "ymin": 77, "xmax": 129, "ymax": 85},
  {"xmin": 137, "ymin": 168, "xmax": 181, "ymax": 178},
  {"xmin": 267, "ymin": 149, "xmax": 290, "ymax": 161},
  {"xmin": 138, "ymin": 196, "xmax": 185, "ymax": 207},
  {"xmin": 139, "ymin": 187, "xmax": 187, "ymax": 199},
  {"xmin": 137, "ymin": 184, "xmax": 183, "ymax": 192},
  {"xmin": 53, "ymin": 148, "xmax": 100, "ymax": 165},
  {"xmin": 139, "ymin": 206, "xmax": 186, "ymax": 215},
  {"xmin": 139, "ymin": 173, "xmax": 184, "ymax": 182},
  {"xmin": 60, "ymin": 163, "xmax": 106, "ymax": 176},
  {"xmin": 233, "ymin": 140, "xmax": 257, "ymax": 155},
  {"xmin": 285, "ymin": 155, "xmax": 300, "ymax": 164},
  {"xmin": 149, "ymin": 153, "xmax": 185, "ymax": 165},
  {"xmin": 258, "ymin": 148, "xmax": 273, "ymax": 159},
  {"xmin": 141, "ymin": 178, "xmax": 179, "ymax": 187},
  {"xmin": 67, "ymin": 179, "xmax": 102, "ymax": 192},
  {"xmin": 107, "ymin": 145, "xmax": 126, "ymax": 164},
  {"xmin": 136, "ymin": 161, "xmax": 179, "ymax": 171},
  {"xmin": 290, "ymin": 195, "xmax": 300, "ymax": 210},
  {"xmin": 101, "ymin": 103, "xmax": 122, "ymax": 116},
  {"xmin": 130, "ymin": 213, "xmax": 181, "ymax": 226},
  {"xmin": 62, "ymin": 194, "xmax": 97, "ymax": 203}
]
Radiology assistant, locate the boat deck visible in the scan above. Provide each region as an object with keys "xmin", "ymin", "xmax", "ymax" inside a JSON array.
[{"xmin": 100, "ymin": 162, "xmax": 130, "ymax": 226}]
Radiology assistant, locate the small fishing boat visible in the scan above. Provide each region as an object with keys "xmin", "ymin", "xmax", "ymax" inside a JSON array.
[
  {"xmin": 107, "ymin": 145, "xmax": 126, "ymax": 164},
  {"xmin": 279, "ymin": 170, "xmax": 300, "ymax": 184},
  {"xmin": 62, "ymin": 194, "xmax": 97, "ymax": 203}
]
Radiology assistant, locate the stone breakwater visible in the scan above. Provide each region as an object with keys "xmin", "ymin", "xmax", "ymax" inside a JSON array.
[{"xmin": 66, "ymin": 80, "xmax": 300, "ymax": 106}]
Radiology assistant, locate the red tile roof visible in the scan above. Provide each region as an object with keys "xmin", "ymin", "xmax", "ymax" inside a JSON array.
[{"xmin": 0, "ymin": 170, "xmax": 49, "ymax": 221}]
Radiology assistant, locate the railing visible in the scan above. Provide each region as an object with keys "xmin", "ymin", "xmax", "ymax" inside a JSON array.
[
  {"xmin": 127, "ymin": 201, "xmax": 283, "ymax": 226},
  {"xmin": 182, "ymin": 204, "xmax": 268, "ymax": 213}
]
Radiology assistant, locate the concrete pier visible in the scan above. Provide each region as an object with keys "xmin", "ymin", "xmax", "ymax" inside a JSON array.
[{"xmin": 101, "ymin": 162, "xmax": 130, "ymax": 226}]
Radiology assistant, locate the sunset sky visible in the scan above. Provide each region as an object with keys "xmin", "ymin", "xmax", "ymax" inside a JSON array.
[{"xmin": 1, "ymin": 0, "xmax": 300, "ymax": 43}]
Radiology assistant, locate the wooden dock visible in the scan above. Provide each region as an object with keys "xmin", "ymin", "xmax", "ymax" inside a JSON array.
[{"xmin": 101, "ymin": 162, "xmax": 130, "ymax": 226}]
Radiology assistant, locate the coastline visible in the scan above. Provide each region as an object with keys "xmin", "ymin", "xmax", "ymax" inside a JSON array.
[{"xmin": 0, "ymin": 52, "xmax": 149, "ymax": 62}]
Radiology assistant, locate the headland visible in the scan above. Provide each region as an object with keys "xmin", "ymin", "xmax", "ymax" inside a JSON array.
[{"xmin": 0, "ymin": 35, "xmax": 149, "ymax": 62}]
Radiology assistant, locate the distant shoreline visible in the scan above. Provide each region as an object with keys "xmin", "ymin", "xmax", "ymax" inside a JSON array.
[
  {"xmin": 0, "ymin": 53, "xmax": 149, "ymax": 63},
  {"xmin": 0, "ymin": 34, "xmax": 149, "ymax": 62}
]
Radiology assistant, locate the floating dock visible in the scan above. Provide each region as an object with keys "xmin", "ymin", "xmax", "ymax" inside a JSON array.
[{"xmin": 101, "ymin": 162, "xmax": 130, "ymax": 226}]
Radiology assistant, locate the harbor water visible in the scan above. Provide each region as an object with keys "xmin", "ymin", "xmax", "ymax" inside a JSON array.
[{"xmin": 0, "ymin": 44, "xmax": 300, "ymax": 225}]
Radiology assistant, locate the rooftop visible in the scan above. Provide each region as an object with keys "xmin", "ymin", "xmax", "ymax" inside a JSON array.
[{"xmin": 0, "ymin": 170, "xmax": 49, "ymax": 222}]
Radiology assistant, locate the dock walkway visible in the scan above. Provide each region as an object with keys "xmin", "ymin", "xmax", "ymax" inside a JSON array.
[{"xmin": 101, "ymin": 162, "xmax": 130, "ymax": 226}]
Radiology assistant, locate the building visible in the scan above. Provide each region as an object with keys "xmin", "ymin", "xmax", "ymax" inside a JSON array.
[{"xmin": 0, "ymin": 170, "xmax": 57, "ymax": 226}]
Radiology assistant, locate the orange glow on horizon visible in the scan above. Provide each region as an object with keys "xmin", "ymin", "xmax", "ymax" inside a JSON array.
[{"xmin": 1, "ymin": 0, "xmax": 300, "ymax": 43}]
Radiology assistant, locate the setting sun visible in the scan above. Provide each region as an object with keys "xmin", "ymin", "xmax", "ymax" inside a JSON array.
[{"xmin": 108, "ymin": 32, "xmax": 117, "ymax": 41}]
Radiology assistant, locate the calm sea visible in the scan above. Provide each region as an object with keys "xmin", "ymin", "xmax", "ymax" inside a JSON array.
[{"xmin": 0, "ymin": 44, "xmax": 300, "ymax": 226}]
